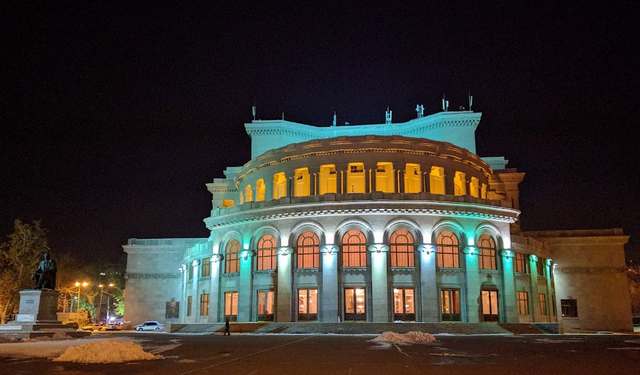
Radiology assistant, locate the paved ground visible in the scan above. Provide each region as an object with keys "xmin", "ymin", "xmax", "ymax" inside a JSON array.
[{"xmin": 1, "ymin": 332, "xmax": 639, "ymax": 374}]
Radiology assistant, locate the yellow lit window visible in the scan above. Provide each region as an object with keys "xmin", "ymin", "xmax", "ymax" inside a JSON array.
[
  {"xmin": 319, "ymin": 164, "xmax": 337, "ymax": 195},
  {"xmin": 404, "ymin": 163, "xmax": 421, "ymax": 193},
  {"xmin": 429, "ymin": 166, "xmax": 445, "ymax": 195},
  {"xmin": 469, "ymin": 177, "xmax": 479, "ymax": 198},
  {"xmin": 481, "ymin": 183, "xmax": 487, "ymax": 199},
  {"xmin": 244, "ymin": 184, "xmax": 253, "ymax": 202},
  {"xmin": 273, "ymin": 172, "xmax": 287, "ymax": 199},
  {"xmin": 222, "ymin": 199, "xmax": 235, "ymax": 208},
  {"xmin": 256, "ymin": 178, "xmax": 266, "ymax": 202},
  {"xmin": 347, "ymin": 162, "xmax": 365, "ymax": 193},
  {"xmin": 454, "ymin": 171, "xmax": 466, "ymax": 196},
  {"xmin": 239, "ymin": 192, "xmax": 244, "ymax": 204},
  {"xmin": 293, "ymin": 167, "xmax": 310, "ymax": 197},
  {"xmin": 375, "ymin": 162, "xmax": 395, "ymax": 193}
]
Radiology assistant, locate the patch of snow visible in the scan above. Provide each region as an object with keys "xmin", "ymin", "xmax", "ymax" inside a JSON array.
[
  {"xmin": 0, "ymin": 338, "xmax": 112, "ymax": 358},
  {"xmin": 53, "ymin": 339, "xmax": 159, "ymax": 363},
  {"xmin": 370, "ymin": 331, "xmax": 437, "ymax": 346},
  {"xmin": 534, "ymin": 338, "xmax": 583, "ymax": 344}
]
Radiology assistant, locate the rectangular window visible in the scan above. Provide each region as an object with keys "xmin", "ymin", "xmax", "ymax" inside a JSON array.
[
  {"xmin": 517, "ymin": 291, "xmax": 529, "ymax": 315},
  {"xmin": 224, "ymin": 291, "xmax": 239, "ymax": 321},
  {"xmin": 186, "ymin": 295, "xmax": 192, "ymax": 317},
  {"xmin": 200, "ymin": 258, "xmax": 211, "ymax": 278},
  {"xmin": 515, "ymin": 253, "xmax": 529, "ymax": 273},
  {"xmin": 375, "ymin": 162, "xmax": 395, "ymax": 193},
  {"xmin": 298, "ymin": 288, "xmax": 318, "ymax": 321},
  {"xmin": 404, "ymin": 163, "xmax": 421, "ymax": 193},
  {"xmin": 200, "ymin": 293, "xmax": 209, "ymax": 316},
  {"xmin": 440, "ymin": 289, "xmax": 461, "ymax": 321},
  {"xmin": 469, "ymin": 177, "xmax": 479, "ymax": 198},
  {"xmin": 481, "ymin": 290, "xmax": 499, "ymax": 321},
  {"xmin": 560, "ymin": 299, "xmax": 577, "ymax": 317},
  {"xmin": 347, "ymin": 162, "xmax": 365, "ymax": 193},
  {"xmin": 429, "ymin": 166, "xmax": 445, "ymax": 195},
  {"xmin": 294, "ymin": 167, "xmax": 311, "ymax": 197},
  {"xmin": 344, "ymin": 287, "xmax": 366, "ymax": 321},
  {"xmin": 538, "ymin": 293, "xmax": 547, "ymax": 316},
  {"xmin": 273, "ymin": 172, "xmax": 287, "ymax": 199},
  {"xmin": 319, "ymin": 164, "xmax": 337, "ymax": 195},
  {"xmin": 453, "ymin": 171, "xmax": 466, "ymax": 196},
  {"xmin": 257, "ymin": 290, "xmax": 275, "ymax": 321},
  {"xmin": 393, "ymin": 288, "xmax": 415, "ymax": 321}
]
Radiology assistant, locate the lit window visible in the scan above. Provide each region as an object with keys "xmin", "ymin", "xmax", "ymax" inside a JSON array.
[
  {"xmin": 538, "ymin": 293, "xmax": 547, "ymax": 316},
  {"xmin": 273, "ymin": 172, "xmax": 287, "ymax": 199},
  {"xmin": 478, "ymin": 234, "xmax": 497, "ymax": 270},
  {"xmin": 244, "ymin": 184, "xmax": 253, "ymax": 203},
  {"xmin": 429, "ymin": 166, "xmax": 445, "ymax": 194},
  {"xmin": 296, "ymin": 231, "xmax": 320, "ymax": 269},
  {"xmin": 344, "ymin": 287, "xmax": 366, "ymax": 321},
  {"xmin": 224, "ymin": 291, "xmax": 238, "ymax": 321},
  {"xmin": 440, "ymin": 289, "xmax": 460, "ymax": 321},
  {"xmin": 436, "ymin": 231, "xmax": 460, "ymax": 268},
  {"xmin": 481, "ymin": 183, "xmax": 487, "ymax": 199},
  {"xmin": 347, "ymin": 162, "xmax": 365, "ymax": 193},
  {"xmin": 222, "ymin": 199, "xmax": 235, "ymax": 208},
  {"xmin": 393, "ymin": 288, "xmax": 415, "ymax": 321},
  {"xmin": 404, "ymin": 163, "xmax": 422, "ymax": 193},
  {"xmin": 293, "ymin": 167, "xmax": 311, "ymax": 197},
  {"xmin": 225, "ymin": 240, "xmax": 240, "ymax": 273},
  {"xmin": 256, "ymin": 234, "xmax": 277, "ymax": 271},
  {"xmin": 187, "ymin": 295, "xmax": 192, "ymax": 317},
  {"xmin": 454, "ymin": 171, "xmax": 466, "ymax": 196},
  {"xmin": 517, "ymin": 291, "xmax": 529, "ymax": 315},
  {"xmin": 341, "ymin": 229, "xmax": 367, "ymax": 268},
  {"xmin": 200, "ymin": 258, "xmax": 211, "ymax": 278},
  {"xmin": 481, "ymin": 289, "xmax": 499, "ymax": 321},
  {"xmin": 200, "ymin": 293, "xmax": 209, "ymax": 316},
  {"xmin": 257, "ymin": 290, "xmax": 274, "ymax": 321},
  {"xmin": 298, "ymin": 288, "xmax": 318, "ymax": 321},
  {"xmin": 469, "ymin": 177, "xmax": 479, "ymax": 198},
  {"xmin": 390, "ymin": 229, "xmax": 415, "ymax": 268},
  {"xmin": 375, "ymin": 162, "xmax": 394, "ymax": 193},
  {"xmin": 255, "ymin": 179, "xmax": 266, "ymax": 202},
  {"xmin": 515, "ymin": 253, "xmax": 529, "ymax": 273},
  {"xmin": 319, "ymin": 164, "xmax": 337, "ymax": 195}
]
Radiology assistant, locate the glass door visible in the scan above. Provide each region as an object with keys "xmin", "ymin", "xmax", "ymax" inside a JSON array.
[
  {"xmin": 344, "ymin": 287, "xmax": 366, "ymax": 321},
  {"xmin": 481, "ymin": 289, "xmax": 499, "ymax": 321}
]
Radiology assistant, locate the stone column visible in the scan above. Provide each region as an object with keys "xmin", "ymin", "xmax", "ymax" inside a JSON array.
[
  {"xmin": 500, "ymin": 249, "xmax": 518, "ymax": 323},
  {"xmin": 209, "ymin": 255, "xmax": 222, "ymax": 322},
  {"xmin": 544, "ymin": 258, "xmax": 554, "ymax": 321},
  {"xmin": 276, "ymin": 246, "xmax": 293, "ymax": 321},
  {"xmin": 321, "ymin": 245, "xmax": 339, "ymax": 322},
  {"xmin": 444, "ymin": 168, "xmax": 455, "ymax": 195},
  {"xmin": 191, "ymin": 260, "xmax": 199, "ymax": 321},
  {"xmin": 464, "ymin": 246, "xmax": 480, "ymax": 322},
  {"xmin": 238, "ymin": 250, "xmax": 254, "ymax": 321},
  {"xmin": 369, "ymin": 244, "xmax": 389, "ymax": 322},
  {"xmin": 529, "ymin": 255, "xmax": 540, "ymax": 322},
  {"xmin": 180, "ymin": 264, "xmax": 188, "ymax": 322},
  {"xmin": 418, "ymin": 244, "xmax": 438, "ymax": 321}
]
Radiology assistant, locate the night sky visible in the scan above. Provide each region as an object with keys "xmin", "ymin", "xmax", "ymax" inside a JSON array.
[{"xmin": 4, "ymin": 3, "xmax": 639, "ymax": 265}]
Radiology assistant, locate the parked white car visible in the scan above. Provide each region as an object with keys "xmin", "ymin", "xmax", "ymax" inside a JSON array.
[{"xmin": 135, "ymin": 320, "xmax": 164, "ymax": 331}]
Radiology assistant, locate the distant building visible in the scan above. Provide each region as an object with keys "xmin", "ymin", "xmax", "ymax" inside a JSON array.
[{"xmin": 123, "ymin": 109, "xmax": 631, "ymax": 333}]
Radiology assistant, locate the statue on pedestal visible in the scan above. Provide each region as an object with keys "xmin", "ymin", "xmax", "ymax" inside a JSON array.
[{"xmin": 33, "ymin": 251, "xmax": 57, "ymax": 290}]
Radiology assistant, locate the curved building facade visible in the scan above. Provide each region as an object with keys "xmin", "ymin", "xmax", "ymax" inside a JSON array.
[{"xmin": 124, "ymin": 110, "xmax": 632, "ymax": 332}]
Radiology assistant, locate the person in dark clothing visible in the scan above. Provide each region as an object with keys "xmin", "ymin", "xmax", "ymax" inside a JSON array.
[{"xmin": 224, "ymin": 317, "xmax": 231, "ymax": 336}]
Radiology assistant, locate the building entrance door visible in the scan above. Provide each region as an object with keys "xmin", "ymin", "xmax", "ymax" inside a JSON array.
[
  {"xmin": 344, "ymin": 287, "xmax": 366, "ymax": 321},
  {"xmin": 481, "ymin": 289, "xmax": 499, "ymax": 321}
]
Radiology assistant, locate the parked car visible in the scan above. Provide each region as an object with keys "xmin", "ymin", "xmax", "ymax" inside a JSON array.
[{"xmin": 135, "ymin": 320, "xmax": 164, "ymax": 331}]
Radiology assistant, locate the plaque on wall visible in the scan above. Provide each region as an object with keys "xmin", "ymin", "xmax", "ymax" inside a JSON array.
[{"xmin": 166, "ymin": 299, "xmax": 179, "ymax": 319}]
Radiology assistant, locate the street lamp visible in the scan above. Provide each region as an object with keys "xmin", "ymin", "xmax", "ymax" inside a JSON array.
[{"xmin": 73, "ymin": 281, "xmax": 89, "ymax": 312}]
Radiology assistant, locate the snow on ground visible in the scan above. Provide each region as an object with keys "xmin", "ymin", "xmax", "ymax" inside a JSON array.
[
  {"xmin": 534, "ymin": 338, "xmax": 583, "ymax": 344},
  {"xmin": 370, "ymin": 331, "xmax": 437, "ymax": 346},
  {"xmin": 0, "ymin": 338, "xmax": 111, "ymax": 358},
  {"xmin": 53, "ymin": 339, "xmax": 159, "ymax": 363}
]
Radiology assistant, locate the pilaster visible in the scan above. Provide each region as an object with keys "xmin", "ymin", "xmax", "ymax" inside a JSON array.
[
  {"xmin": 369, "ymin": 244, "xmax": 389, "ymax": 322},
  {"xmin": 209, "ymin": 254, "xmax": 223, "ymax": 322},
  {"xmin": 500, "ymin": 249, "xmax": 518, "ymax": 323},
  {"xmin": 321, "ymin": 245, "xmax": 339, "ymax": 322},
  {"xmin": 529, "ymin": 254, "xmax": 540, "ymax": 322},
  {"xmin": 418, "ymin": 244, "xmax": 438, "ymax": 322},
  {"xmin": 276, "ymin": 246, "xmax": 293, "ymax": 321},
  {"xmin": 464, "ymin": 246, "xmax": 480, "ymax": 322},
  {"xmin": 238, "ymin": 250, "xmax": 254, "ymax": 321}
]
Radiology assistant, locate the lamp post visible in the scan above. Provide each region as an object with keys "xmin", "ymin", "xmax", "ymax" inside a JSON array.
[
  {"xmin": 73, "ymin": 281, "xmax": 89, "ymax": 313},
  {"xmin": 98, "ymin": 283, "xmax": 116, "ymax": 323}
]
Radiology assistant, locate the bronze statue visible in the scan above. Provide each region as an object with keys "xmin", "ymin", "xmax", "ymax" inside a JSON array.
[{"xmin": 33, "ymin": 251, "xmax": 57, "ymax": 289}]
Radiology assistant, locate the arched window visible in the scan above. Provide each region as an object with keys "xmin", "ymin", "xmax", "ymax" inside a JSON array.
[
  {"xmin": 429, "ymin": 166, "xmax": 445, "ymax": 195},
  {"xmin": 478, "ymin": 234, "xmax": 497, "ymax": 270},
  {"xmin": 454, "ymin": 171, "xmax": 466, "ymax": 196},
  {"xmin": 273, "ymin": 172, "xmax": 287, "ymax": 199},
  {"xmin": 256, "ymin": 234, "xmax": 277, "ymax": 271},
  {"xmin": 294, "ymin": 167, "xmax": 311, "ymax": 197},
  {"xmin": 404, "ymin": 163, "xmax": 422, "ymax": 193},
  {"xmin": 436, "ymin": 231, "xmax": 460, "ymax": 268},
  {"xmin": 225, "ymin": 240, "xmax": 240, "ymax": 273},
  {"xmin": 390, "ymin": 229, "xmax": 415, "ymax": 268},
  {"xmin": 296, "ymin": 231, "xmax": 320, "ymax": 269},
  {"xmin": 342, "ymin": 229, "xmax": 367, "ymax": 268},
  {"xmin": 244, "ymin": 184, "xmax": 253, "ymax": 203},
  {"xmin": 256, "ymin": 178, "xmax": 266, "ymax": 202}
]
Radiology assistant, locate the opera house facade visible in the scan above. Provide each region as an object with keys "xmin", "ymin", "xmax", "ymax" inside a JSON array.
[{"xmin": 123, "ymin": 109, "xmax": 632, "ymax": 333}]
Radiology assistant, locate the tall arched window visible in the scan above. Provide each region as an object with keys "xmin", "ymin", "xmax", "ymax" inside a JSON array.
[
  {"xmin": 225, "ymin": 240, "xmax": 240, "ymax": 273},
  {"xmin": 478, "ymin": 234, "xmax": 497, "ymax": 270},
  {"xmin": 255, "ymin": 178, "xmax": 266, "ymax": 202},
  {"xmin": 454, "ymin": 171, "xmax": 466, "ymax": 196},
  {"xmin": 390, "ymin": 229, "xmax": 415, "ymax": 268},
  {"xmin": 273, "ymin": 172, "xmax": 287, "ymax": 199},
  {"xmin": 342, "ymin": 229, "xmax": 367, "ymax": 268},
  {"xmin": 436, "ymin": 231, "xmax": 460, "ymax": 268},
  {"xmin": 429, "ymin": 166, "xmax": 445, "ymax": 195},
  {"xmin": 256, "ymin": 234, "xmax": 277, "ymax": 271},
  {"xmin": 244, "ymin": 184, "xmax": 253, "ymax": 203},
  {"xmin": 296, "ymin": 231, "xmax": 320, "ymax": 269}
]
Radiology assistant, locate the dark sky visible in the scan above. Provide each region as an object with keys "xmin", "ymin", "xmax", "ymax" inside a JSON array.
[{"xmin": 4, "ymin": 3, "xmax": 639, "ymax": 264}]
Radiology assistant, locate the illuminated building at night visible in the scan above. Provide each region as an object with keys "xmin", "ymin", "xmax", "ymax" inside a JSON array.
[{"xmin": 123, "ymin": 107, "xmax": 632, "ymax": 333}]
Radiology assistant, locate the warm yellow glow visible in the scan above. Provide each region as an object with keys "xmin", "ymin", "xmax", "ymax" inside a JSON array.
[
  {"xmin": 375, "ymin": 162, "xmax": 395, "ymax": 193},
  {"xmin": 98, "ymin": 284, "xmax": 104, "ymax": 288},
  {"xmin": 222, "ymin": 199, "xmax": 235, "ymax": 208},
  {"xmin": 318, "ymin": 164, "xmax": 337, "ymax": 195},
  {"xmin": 429, "ymin": 166, "xmax": 445, "ymax": 195},
  {"xmin": 74, "ymin": 281, "xmax": 80, "ymax": 287},
  {"xmin": 108, "ymin": 283, "xmax": 114, "ymax": 287},
  {"xmin": 454, "ymin": 171, "xmax": 466, "ymax": 196},
  {"xmin": 480, "ymin": 183, "xmax": 487, "ymax": 199},
  {"xmin": 404, "ymin": 163, "xmax": 421, "ymax": 193},
  {"xmin": 82, "ymin": 281, "xmax": 89, "ymax": 287},
  {"xmin": 255, "ymin": 178, "xmax": 266, "ymax": 202},
  {"xmin": 244, "ymin": 184, "xmax": 253, "ymax": 203},
  {"xmin": 469, "ymin": 177, "xmax": 479, "ymax": 198},
  {"xmin": 239, "ymin": 191, "xmax": 244, "ymax": 204},
  {"xmin": 293, "ymin": 167, "xmax": 310, "ymax": 197},
  {"xmin": 273, "ymin": 172, "xmax": 287, "ymax": 199},
  {"xmin": 347, "ymin": 162, "xmax": 365, "ymax": 193}
]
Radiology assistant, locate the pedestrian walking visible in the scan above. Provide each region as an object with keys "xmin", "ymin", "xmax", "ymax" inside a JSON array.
[{"xmin": 224, "ymin": 317, "xmax": 231, "ymax": 336}]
